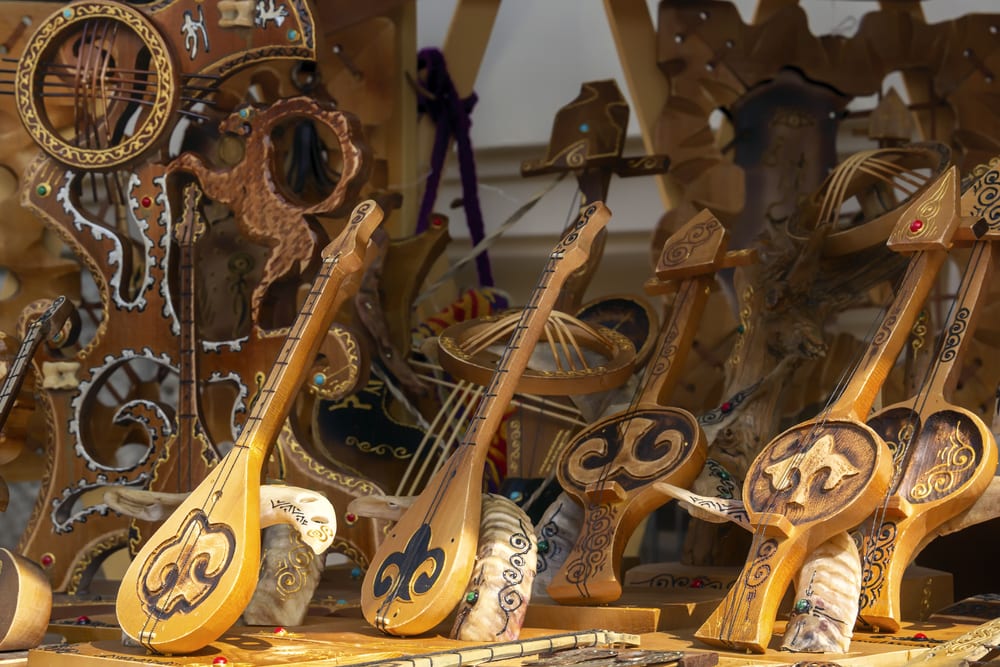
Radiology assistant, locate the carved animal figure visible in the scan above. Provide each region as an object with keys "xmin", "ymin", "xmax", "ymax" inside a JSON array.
[{"xmin": 169, "ymin": 96, "xmax": 371, "ymax": 322}]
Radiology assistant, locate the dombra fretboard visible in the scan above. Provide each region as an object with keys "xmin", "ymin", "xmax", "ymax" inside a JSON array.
[
  {"xmin": 361, "ymin": 203, "xmax": 612, "ymax": 636},
  {"xmin": 116, "ymin": 200, "xmax": 385, "ymax": 654}
]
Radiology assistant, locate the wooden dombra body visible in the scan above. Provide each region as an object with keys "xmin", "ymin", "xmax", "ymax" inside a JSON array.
[{"xmin": 116, "ymin": 200, "xmax": 384, "ymax": 654}]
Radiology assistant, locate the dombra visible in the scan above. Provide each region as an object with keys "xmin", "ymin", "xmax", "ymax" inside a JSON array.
[
  {"xmin": 695, "ymin": 167, "xmax": 962, "ymax": 653},
  {"xmin": 115, "ymin": 200, "xmax": 384, "ymax": 654},
  {"xmin": 361, "ymin": 203, "xmax": 612, "ymax": 636}
]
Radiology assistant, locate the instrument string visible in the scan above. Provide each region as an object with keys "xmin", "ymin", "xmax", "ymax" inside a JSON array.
[
  {"xmin": 0, "ymin": 44, "xmax": 218, "ymax": 124},
  {"xmin": 395, "ymin": 378, "xmax": 481, "ymax": 496},
  {"xmin": 408, "ymin": 361, "xmax": 586, "ymax": 427},
  {"xmin": 428, "ymin": 305, "xmax": 614, "ymax": 496},
  {"xmin": 860, "ymin": 240, "xmax": 986, "ymax": 592},
  {"xmin": 94, "ymin": 19, "xmax": 117, "ymax": 149},
  {"xmin": 816, "ymin": 149, "xmax": 935, "ymax": 231},
  {"xmin": 716, "ymin": 154, "xmax": 937, "ymax": 641},
  {"xmin": 175, "ymin": 186, "xmax": 215, "ymax": 495},
  {"xmin": 375, "ymin": 224, "xmax": 577, "ymax": 621}
]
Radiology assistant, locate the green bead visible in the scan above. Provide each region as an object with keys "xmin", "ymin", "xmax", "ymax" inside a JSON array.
[
  {"xmin": 537, "ymin": 540, "xmax": 550, "ymax": 554},
  {"xmin": 466, "ymin": 591, "xmax": 479, "ymax": 604},
  {"xmin": 718, "ymin": 470, "xmax": 730, "ymax": 480},
  {"xmin": 287, "ymin": 29, "xmax": 299, "ymax": 40},
  {"xmin": 737, "ymin": 324, "xmax": 746, "ymax": 334},
  {"xmin": 794, "ymin": 599, "xmax": 811, "ymax": 613}
]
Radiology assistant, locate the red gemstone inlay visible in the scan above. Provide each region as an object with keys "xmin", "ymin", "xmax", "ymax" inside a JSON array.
[
  {"xmin": 212, "ymin": 657, "xmax": 229, "ymax": 665},
  {"xmin": 141, "ymin": 196, "xmax": 152, "ymax": 208},
  {"xmin": 909, "ymin": 219, "xmax": 923, "ymax": 233},
  {"xmin": 913, "ymin": 632, "xmax": 929, "ymax": 640},
  {"xmin": 40, "ymin": 554, "xmax": 53, "ymax": 567},
  {"xmin": 76, "ymin": 615, "xmax": 90, "ymax": 624},
  {"xmin": 690, "ymin": 578, "xmax": 705, "ymax": 589},
  {"xmin": 721, "ymin": 402, "xmax": 732, "ymax": 413},
  {"xmin": 431, "ymin": 214, "xmax": 445, "ymax": 227},
  {"xmin": 345, "ymin": 513, "xmax": 357, "ymax": 523},
  {"xmin": 274, "ymin": 626, "xmax": 286, "ymax": 635}
]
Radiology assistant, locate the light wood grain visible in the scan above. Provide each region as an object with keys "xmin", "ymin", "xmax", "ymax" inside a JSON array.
[
  {"xmin": 0, "ymin": 548, "xmax": 51, "ymax": 651},
  {"xmin": 695, "ymin": 169, "xmax": 960, "ymax": 653},
  {"xmin": 361, "ymin": 204, "xmax": 612, "ymax": 636},
  {"xmin": 116, "ymin": 201, "xmax": 384, "ymax": 654}
]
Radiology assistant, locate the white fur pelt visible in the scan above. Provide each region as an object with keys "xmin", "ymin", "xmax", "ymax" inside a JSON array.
[
  {"xmin": 782, "ymin": 531, "xmax": 861, "ymax": 653},
  {"xmin": 451, "ymin": 494, "xmax": 538, "ymax": 641},
  {"xmin": 531, "ymin": 491, "xmax": 584, "ymax": 598}
]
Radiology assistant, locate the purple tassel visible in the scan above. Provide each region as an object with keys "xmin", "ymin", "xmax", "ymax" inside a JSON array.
[{"xmin": 414, "ymin": 48, "xmax": 493, "ymax": 287}]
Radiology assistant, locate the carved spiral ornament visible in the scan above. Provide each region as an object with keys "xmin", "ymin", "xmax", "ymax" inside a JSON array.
[{"xmin": 15, "ymin": 1, "xmax": 179, "ymax": 171}]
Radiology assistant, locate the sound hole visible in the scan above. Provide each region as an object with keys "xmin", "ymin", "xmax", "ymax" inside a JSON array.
[{"xmin": 17, "ymin": 4, "xmax": 177, "ymax": 170}]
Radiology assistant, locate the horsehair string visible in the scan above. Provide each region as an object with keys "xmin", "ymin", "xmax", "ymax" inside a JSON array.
[{"xmin": 716, "ymin": 156, "xmax": 942, "ymax": 643}]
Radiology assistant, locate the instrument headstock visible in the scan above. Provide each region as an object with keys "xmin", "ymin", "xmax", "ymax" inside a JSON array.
[
  {"xmin": 320, "ymin": 199, "xmax": 384, "ymax": 271},
  {"xmin": 886, "ymin": 166, "xmax": 961, "ymax": 252},
  {"xmin": 550, "ymin": 203, "xmax": 612, "ymax": 274}
]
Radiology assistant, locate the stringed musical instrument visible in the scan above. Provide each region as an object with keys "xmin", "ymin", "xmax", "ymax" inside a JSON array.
[
  {"xmin": 858, "ymin": 170, "xmax": 1000, "ymax": 631},
  {"xmin": 10, "ymin": 0, "xmax": 333, "ymax": 594},
  {"xmin": 12, "ymin": 0, "xmax": 318, "ymax": 172},
  {"xmin": 546, "ymin": 210, "xmax": 750, "ymax": 604},
  {"xmin": 694, "ymin": 167, "xmax": 961, "ymax": 653},
  {"xmin": 116, "ymin": 199, "xmax": 384, "ymax": 654},
  {"xmin": 0, "ymin": 295, "xmax": 78, "ymax": 510},
  {"xmin": 129, "ymin": 184, "xmax": 221, "ymax": 553},
  {"xmin": 361, "ymin": 202, "xmax": 612, "ymax": 636}
]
